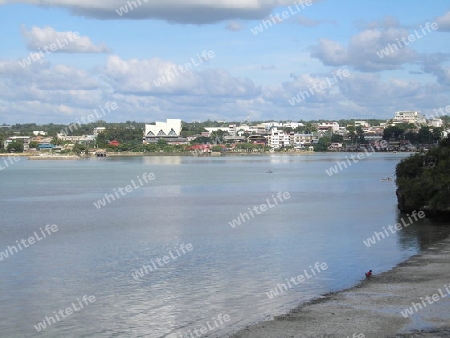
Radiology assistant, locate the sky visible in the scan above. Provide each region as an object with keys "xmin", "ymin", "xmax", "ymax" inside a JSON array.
[{"xmin": 1, "ymin": 0, "xmax": 450, "ymax": 124}]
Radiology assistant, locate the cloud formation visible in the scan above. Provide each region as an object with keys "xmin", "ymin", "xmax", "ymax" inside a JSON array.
[
  {"xmin": 311, "ymin": 27, "xmax": 419, "ymax": 71},
  {"xmin": 5, "ymin": 0, "xmax": 298, "ymax": 23},
  {"xmin": 436, "ymin": 11, "xmax": 450, "ymax": 31},
  {"xmin": 261, "ymin": 65, "xmax": 276, "ymax": 70},
  {"xmin": 226, "ymin": 21, "xmax": 245, "ymax": 31},
  {"xmin": 102, "ymin": 55, "xmax": 261, "ymax": 98},
  {"xmin": 20, "ymin": 26, "xmax": 110, "ymax": 53},
  {"xmin": 294, "ymin": 15, "xmax": 335, "ymax": 27}
]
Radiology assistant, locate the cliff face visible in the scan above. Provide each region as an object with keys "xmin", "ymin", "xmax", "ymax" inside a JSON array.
[{"xmin": 395, "ymin": 138, "xmax": 450, "ymax": 219}]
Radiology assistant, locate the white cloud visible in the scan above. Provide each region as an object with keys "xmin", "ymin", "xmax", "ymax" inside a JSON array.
[
  {"xmin": 20, "ymin": 25, "xmax": 110, "ymax": 53},
  {"xmin": 102, "ymin": 55, "xmax": 261, "ymax": 98},
  {"xmin": 436, "ymin": 11, "xmax": 450, "ymax": 31},
  {"xmin": 421, "ymin": 53, "xmax": 450, "ymax": 86},
  {"xmin": 226, "ymin": 21, "xmax": 245, "ymax": 31},
  {"xmin": 294, "ymin": 15, "xmax": 336, "ymax": 27},
  {"xmin": 261, "ymin": 65, "xmax": 276, "ymax": 70},
  {"xmin": 311, "ymin": 27, "xmax": 419, "ymax": 71},
  {"xmin": 4, "ymin": 0, "xmax": 302, "ymax": 23},
  {"xmin": 295, "ymin": 15, "xmax": 321, "ymax": 27}
]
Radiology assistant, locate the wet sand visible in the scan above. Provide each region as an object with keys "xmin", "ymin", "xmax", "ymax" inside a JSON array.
[{"xmin": 230, "ymin": 237, "xmax": 450, "ymax": 338}]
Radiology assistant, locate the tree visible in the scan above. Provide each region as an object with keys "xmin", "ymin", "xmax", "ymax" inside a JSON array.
[
  {"xmin": 96, "ymin": 132, "xmax": 108, "ymax": 148},
  {"xmin": 346, "ymin": 125, "xmax": 357, "ymax": 144},
  {"xmin": 192, "ymin": 136, "xmax": 212, "ymax": 144},
  {"xmin": 210, "ymin": 130, "xmax": 227, "ymax": 143},
  {"xmin": 432, "ymin": 127, "xmax": 443, "ymax": 143},
  {"xmin": 383, "ymin": 126, "xmax": 405, "ymax": 141},
  {"xmin": 157, "ymin": 138, "xmax": 168, "ymax": 146},
  {"xmin": 356, "ymin": 126, "xmax": 365, "ymax": 144},
  {"xmin": 72, "ymin": 144, "xmax": 87, "ymax": 155},
  {"xmin": 304, "ymin": 123, "xmax": 317, "ymax": 134},
  {"xmin": 331, "ymin": 134, "xmax": 344, "ymax": 143},
  {"xmin": 314, "ymin": 136, "xmax": 331, "ymax": 152},
  {"xmin": 51, "ymin": 136, "xmax": 62, "ymax": 145},
  {"xmin": 396, "ymin": 136, "xmax": 450, "ymax": 218},
  {"xmin": 29, "ymin": 141, "xmax": 39, "ymax": 149},
  {"xmin": 417, "ymin": 127, "xmax": 433, "ymax": 144},
  {"xmin": 7, "ymin": 141, "xmax": 24, "ymax": 152}
]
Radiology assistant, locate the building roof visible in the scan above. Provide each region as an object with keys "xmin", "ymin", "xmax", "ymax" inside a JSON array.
[{"xmin": 145, "ymin": 119, "xmax": 182, "ymax": 137}]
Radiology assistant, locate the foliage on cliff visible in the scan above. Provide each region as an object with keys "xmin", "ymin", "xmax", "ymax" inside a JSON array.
[{"xmin": 396, "ymin": 137, "xmax": 450, "ymax": 216}]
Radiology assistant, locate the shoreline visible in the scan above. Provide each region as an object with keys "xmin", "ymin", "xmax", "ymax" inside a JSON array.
[
  {"xmin": 229, "ymin": 237, "xmax": 450, "ymax": 337},
  {"xmin": 0, "ymin": 151, "xmax": 414, "ymax": 158}
]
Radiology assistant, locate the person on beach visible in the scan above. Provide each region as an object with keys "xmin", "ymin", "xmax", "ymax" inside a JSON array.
[{"xmin": 365, "ymin": 270, "xmax": 372, "ymax": 278}]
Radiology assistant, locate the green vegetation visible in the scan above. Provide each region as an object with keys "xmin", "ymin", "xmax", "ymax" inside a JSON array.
[
  {"xmin": 396, "ymin": 137, "xmax": 450, "ymax": 218},
  {"xmin": 383, "ymin": 124, "xmax": 442, "ymax": 144},
  {"xmin": 7, "ymin": 141, "xmax": 24, "ymax": 152},
  {"xmin": 1, "ymin": 118, "xmax": 447, "ymax": 155}
]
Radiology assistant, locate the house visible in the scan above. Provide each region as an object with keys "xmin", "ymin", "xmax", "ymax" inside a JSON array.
[
  {"xmin": 37, "ymin": 143, "xmax": 56, "ymax": 151},
  {"xmin": 318, "ymin": 122, "xmax": 339, "ymax": 133},
  {"xmin": 4, "ymin": 136, "xmax": 31, "ymax": 150},
  {"xmin": 93, "ymin": 127, "xmax": 106, "ymax": 136},
  {"xmin": 328, "ymin": 143, "xmax": 343, "ymax": 150},
  {"xmin": 248, "ymin": 135, "xmax": 267, "ymax": 145},
  {"xmin": 293, "ymin": 133, "xmax": 319, "ymax": 148}
]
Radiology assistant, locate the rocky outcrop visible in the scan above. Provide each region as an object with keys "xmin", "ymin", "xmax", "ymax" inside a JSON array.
[{"xmin": 395, "ymin": 138, "xmax": 450, "ymax": 220}]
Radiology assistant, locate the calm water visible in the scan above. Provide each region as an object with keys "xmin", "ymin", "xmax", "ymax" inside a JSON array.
[{"xmin": 1, "ymin": 154, "xmax": 449, "ymax": 337}]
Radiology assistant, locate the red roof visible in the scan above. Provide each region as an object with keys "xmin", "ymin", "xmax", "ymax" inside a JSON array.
[{"xmin": 109, "ymin": 140, "xmax": 120, "ymax": 146}]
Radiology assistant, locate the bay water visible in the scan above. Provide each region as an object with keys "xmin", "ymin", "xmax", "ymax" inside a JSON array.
[{"xmin": 1, "ymin": 153, "xmax": 449, "ymax": 337}]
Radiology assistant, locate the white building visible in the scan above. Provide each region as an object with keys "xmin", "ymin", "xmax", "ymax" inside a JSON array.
[
  {"xmin": 283, "ymin": 122, "xmax": 304, "ymax": 129},
  {"xmin": 392, "ymin": 111, "xmax": 426, "ymax": 125},
  {"xmin": 32, "ymin": 131, "xmax": 47, "ymax": 136},
  {"xmin": 144, "ymin": 119, "xmax": 187, "ymax": 144},
  {"xmin": 293, "ymin": 133, "xmax": 319, "ymax": 148},
  {"xmin": 267, "ymin": 128, "xmax": 290, "ymax": 149},
  {"xmin": 354, "ymin": 121, "xmax": 369, "ymax": 128},
  {"xmin": 318, "ymin": 122, "xmax": 339, "ymax": 133},
  {"xmin": 145, "ymin": 119, "xmax": 181, "ymax": 137},
  {"xmin": 429, "ymin": 118, "xmax": 443, "ymax": 128},
  {"xmin": 3, "ymin": 136, "xmax": 31, "ymax": 150},
  {"xmin": 93, "ymin": 127, "xmax": 106, "ymax": 136},
  {"xmin": 263, "ymin": 122, "xmax": 283, "ymax": 129},
  {"xmin": 204, "ymin": 127, "xmax": 231, "ymax": 135},
  {"xmin": 57, "ymin": 134, "xmax": 95, "ymax": 142}
]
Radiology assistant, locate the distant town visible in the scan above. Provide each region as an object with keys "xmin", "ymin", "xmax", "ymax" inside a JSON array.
[{"xmin": 1, "ymin": 110, "xmax": 450, "ymax": 156}]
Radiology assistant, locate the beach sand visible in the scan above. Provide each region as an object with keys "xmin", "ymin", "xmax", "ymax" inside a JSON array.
[{"xmin": 230, "ymin": 237, "xmax": 450, "ymax": 338}]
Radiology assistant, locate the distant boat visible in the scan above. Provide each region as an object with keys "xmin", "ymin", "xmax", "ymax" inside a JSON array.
[
  {"xmin": 265, "ymin": 169, "xmax": 274, "ymax": 173},
  {"xmin": 380, "ymin": 177, "xmax": 392, "ymax": 182}
]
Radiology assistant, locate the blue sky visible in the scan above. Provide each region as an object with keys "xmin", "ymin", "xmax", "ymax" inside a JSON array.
[{"xmin": 1, "ymin": 0, "xmax": 450, "ymax": 124}]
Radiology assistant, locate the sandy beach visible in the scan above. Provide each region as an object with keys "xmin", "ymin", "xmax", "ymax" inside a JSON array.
[{"xmin": 230, "ymin": 237, "xmax": 450, "ymax": 338}]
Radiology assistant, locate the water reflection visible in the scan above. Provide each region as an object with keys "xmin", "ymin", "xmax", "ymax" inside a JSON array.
[
  {"xmin": 396, "ymin": 212, "xmax": 450, "ymax": 251},
  {"xmin": 142, "ymin": 156, "xmax": 182, "ymax": 165}
]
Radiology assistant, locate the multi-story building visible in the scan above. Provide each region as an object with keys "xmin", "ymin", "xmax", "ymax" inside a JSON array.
[
  {"xmin": 267, "ymin": 128, "xmax": 290, "ymax": 148},
  {"xmin": 293, "ymin": 133, "xmax": 319, "ymax": 148},
  {"xmin": 283, "ymin": 122, "xmax": 304, "ymax": 129},
  {"xmin": 429, "ymin": 118, "xmax": 443, "ymax": 128},
  {"xmin": 93, "ymin": 127, "xmax": 106, "ymax": 136},
  {"xmin": 392, "ymin": 111, "xmax": 426, "ymax": 125},
  {"xmin": 4, "ymin": 136, "xmax": 31, "ymax": 150},
  {"xmin": 318, "ymin": 122, "xmax": 339, "ymax": 133}
]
